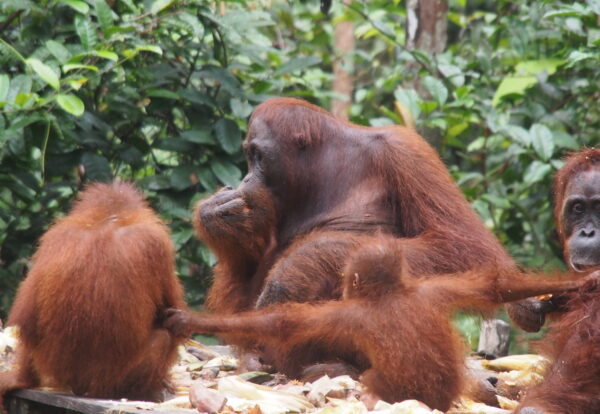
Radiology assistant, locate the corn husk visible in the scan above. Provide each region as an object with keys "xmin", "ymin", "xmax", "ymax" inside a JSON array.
[
  {"xmin": 177, "ymin": 345, "xmax": 201, "ymax": 364},
  {"xmin": 373, "ymin": 399, "xmax": 444, "ymax": 414},
  {"xmin": 448, "ymin": 398, "xmax": 511, "ymax": 414},
  {"xmin": 481, "ymin": 354, "xmax": 549, "ymax": 374},
  {"xmin": 154, "ymin": 396, "xmax": 193, "ymax": 409},
  {"xmin": 496, "ymin": 395, "xmax": 518, "ymax": 410},
  {"xmin": 307, "ymin": 375, "xmax": 357, "ymax": 405},
  {"xmin": 0, "ymin": 326, "xmax": 19, "ymax": 354},
  {"xmin": 313, "ymin": 398, "xmax": 367, "ymax": 414},
  {"xmin": 496, "ymin": 369, "xmax": 545, "ymax": 388},
  {"xmin": 239, "ymin": 371, "xmax": 274, "ymax": 384},
  {"xmin": 185, "ymin": 339, "xmax": 223, "ymax": 360},
  {"xmin": 204, "ymin": 356, "xmax": 239, "ymax": 371},
  {"xmin": 218, "ymin": 375, "xmax": 314, "ymax": 414}
]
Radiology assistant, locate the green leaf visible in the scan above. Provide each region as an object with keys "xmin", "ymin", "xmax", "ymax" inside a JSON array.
[
  {"xmin": 0, "ymin": 75, "xmax": 9, "ymax": 102},
  {"xmin": 438, "ymin": 63, "xmax": 465, "ymax": 87},
  {"xmin": 230, "ymin": 98, "xmax": 253, "ymax": 118},
  {"xmin": 150, "ymin": 0, "xmax": 174, "ymax": 14},
  {"xmin": 26, "ymin": 58, "xmax": 60, "ymax": 90},
  {"xmin": 515, "ymin": 59, "xmax": 564, "ymax": 76},
  {"xmin": 81, "ymin": 152, "xmax": 112, "ymax": 181},
  {"xmin": 447, "ymin": 122, "xmax": 468, "ymax": 138},
  {"xmin": 7, "ymin": 75, "xmax": 32, "ymax": 104},
  {"xmin": 199, "ymin": 244, "xmax": 217, "ymax": 267},
  {"xmin": 553, "ymin": 131, "xmax": 579, "ymax": 150},
  {"xmin": 146, "ymin": 88, "xmax": 179, "ymax": 99},
  {"xmin": 523, "ymin": 160, "xmax": 552, "ymax": 184},
  {"xmin": 178, "ymin": 89, "xmax": 215, "ymax": 107},
  {"xmin": 171, "ymin": 228, "xmax": 194, "ymax": 249},
  {"xmin": 589, "ymin": 0, "xmax": 600, "ymax": 14},
  {"xmin": 142, "ymin": 175, "xmax": 171, "ymax": 190},
  {"xmin": 170, "ymin": 165, "xmax": 195, "ymax": 190},
  {"xmin": 211, "ymin": 160, "xmax": 242, "ymax": 187},
  {"xmin": 136, "ymin": 45, "xmax": 163, "ymax": 55},
  {"xmin": 11, "ymin": 114, "xmax": 46, "ymax": 129},
  {"xmin": 274, "ymin": 56, "xmax": 321, "ymax": 75},
  {"xmin": 543, "ymin": 4, "xmax": 589, "ymax": 19},
  {"xmin": 198, "ymin": 66, "xmax": 242, "ymax": 97},
  {"xmin": 565, "ymin": 17, "xmax": 584, "ymax": 36},
  {"xmin": 74, "ymin": 15, "xmax": 98, "ymax": 51},
  {"xmin": 483, "ymin": 194, "xmax": 511, "ymax": 209},
  {"xmin": 119, "ymin": 0, "xmax": 139, "ymax": 12},
  {"xmin": 214, "ymin": 118, "xmax": 241, "ymax": 155},
  {"xmin": 180, "ymin": 129, "xmax": 214, "ymax": 144},
  {"xmin": 198, "ymin": 168, "xmax": 218, "ymax": 192},
  {"xmin": 94, "ymin": 0, "xmax": 114, "ymax": 35},
  {"xmin": 56, "ymin": 94, "xmax": 85, "ymax": 116},
  {"xmin": 46, "ymin": 40, "xmax": 71, "ymax": 63},
  {"xmin": 59, "ymin": 0, "xmax": 89, "ymax": 13},
  {"xmin": 422, "ymin": 76, "xmax": 448, "ymax": 105},
  {"xmin": 588, "ymin": 29, "xmax": 600, "ymax": 47},
  {"xmin": 492, "ymin": 76, "xmax": 538, "ymax": 107},
  {"xmin": 63, "ymin": 64, "xmax": 98, "ymax": 73},
  {"xmin": 530, "ymin": 124, "xmax": 555, "ymax": 161},
  {"xmin": 94, "ymin": 50, "xmax": 118, "ymax": 61},
  {"xmin": 394, "ymin": 88, "xmax": 421, "ymax": 120},
  {"xmin": 68, "ymin": 78, "xmax": 89, "ymax": 90},
  {"xmin": 467, "ymin": 137, "xmax": 485, "ymax": 152},
  {"xmin": 567, "ymin": 50, "xmax": 596, "ymax": 67},
  {"xmin": 503, "ymin": 125, "xmax": 531, "ymax": 146},
  {"xmin": 154, "ymin": 137, "xmax": 194, "ymax": 153}
]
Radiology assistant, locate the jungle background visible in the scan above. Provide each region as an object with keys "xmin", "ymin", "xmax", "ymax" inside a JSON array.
[{"xmin": 0, "ymin": 0, "xmax": 599, "ymax": 350}]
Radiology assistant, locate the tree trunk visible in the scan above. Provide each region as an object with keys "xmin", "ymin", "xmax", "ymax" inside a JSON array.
[
  {"xmin": 331, "ymin": 0, "xmax": 354, "ymax": 120},
  {"xmin": 406, "ymin": 0, "xmax": 448, "ymax": 54},
  {"xmin": 404, "ymin": 0, "xmax": 448, "ymax": 147}
]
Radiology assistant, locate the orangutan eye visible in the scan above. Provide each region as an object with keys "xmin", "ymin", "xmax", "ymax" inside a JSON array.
[
  {"xmin": 572, "ymin": 202, "xmax": 585, "ymax": 214},
  {"xmin": 254, "ymin": 149, "xmax": 263, "ymax": 163}
]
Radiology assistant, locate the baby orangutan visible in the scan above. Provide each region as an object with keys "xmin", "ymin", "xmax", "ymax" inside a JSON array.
[{"xmin": 164, "ymin": 240, "xmax": 597, "ymax": 411}]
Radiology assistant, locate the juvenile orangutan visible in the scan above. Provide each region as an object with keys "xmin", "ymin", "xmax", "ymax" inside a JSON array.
[
  {"xmin": 165, "ymin": 239, "xmax": 595, "ymax": 411},
  {"xmin": 0, "ymin": 182, "xmax": 187, "ymax": 407}
]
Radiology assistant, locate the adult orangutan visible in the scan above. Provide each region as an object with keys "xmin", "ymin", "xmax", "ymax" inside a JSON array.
[
  {"xmin": 197, "ymin": 97, "xmax": 523, "ymax": 304},
  {"xmin": 0, "ymin": 182, "xmax": 187, "ymax": 408},
  {"xmin": 195, "ymin": 97, "xmax": 542, "ymax": 371},
  {"xmin": 164, "ymin": 239, "xmax": 596, "ymax": 411},
  {"xmin": 516, "ymin": 148, "xmax": 600, "ymax": 414}
]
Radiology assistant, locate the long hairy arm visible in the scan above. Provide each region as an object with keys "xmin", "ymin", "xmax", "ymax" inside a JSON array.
[
  {"xmin": 417, "ymin": 267, "xmax": 594, "ymax": 312},
  {"xmin": 163, "ymin": 300, "xmax": 361, "ymax": 345}
]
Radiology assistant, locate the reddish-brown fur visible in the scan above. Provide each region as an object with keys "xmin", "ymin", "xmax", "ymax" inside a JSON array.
[
  {"xmin": 0, "ymin": 182, "xmax": 187, "ymax": 405},
  {"xmin": 196, "ymin": 98, "xmax": 520, "ymax": 314},
  {"xmin": 517, "ymin": 149, "xmax": 600, "ymax": 414},
  {"xmin": 165, "ymin": 239, "xmax": 592, "ymax": 411}
]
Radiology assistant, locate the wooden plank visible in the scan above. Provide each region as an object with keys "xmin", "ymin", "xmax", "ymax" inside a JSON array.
[{"xmin": 7, "ymin": 389, "xmax": 194, "ymax": 414}]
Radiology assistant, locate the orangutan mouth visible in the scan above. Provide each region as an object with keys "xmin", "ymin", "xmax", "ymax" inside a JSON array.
[{"xmin": 570, "ymin": 260, "xmax": 600, "ymax": 273}]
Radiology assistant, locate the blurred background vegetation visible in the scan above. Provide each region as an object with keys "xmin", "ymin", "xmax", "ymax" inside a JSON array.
[{"xmin": 0, "ymin": 0, "xmax": 599, "ymax": 349}]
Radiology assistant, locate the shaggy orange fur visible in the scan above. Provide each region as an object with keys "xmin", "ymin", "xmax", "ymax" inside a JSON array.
[
  {"xmin": 517, "ymin": 149, "xmax": 600, "ymax": 414},
  {"xmin": 165, "ymin": 239, "xmax": 591, "ymax": 411},
  {"xmin": 0, "ymin": 182, "xmax": 187, "ymax": 406}
]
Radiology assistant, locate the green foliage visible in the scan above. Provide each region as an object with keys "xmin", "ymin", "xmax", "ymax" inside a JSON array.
[
  {"xmin": 337, "ymin": 0, "xmax": 600, "ymax": 269},
  {"xmin": 0, "ymin": 0, "xmax": 329, "ymax": 316},
  {"xmin": 1, "ymin": 0, "xmax": 599, "ymax": 330}
]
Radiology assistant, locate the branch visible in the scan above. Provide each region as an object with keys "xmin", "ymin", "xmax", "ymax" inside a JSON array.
[
  {"xmin": 0, "ymin": 10, "xmax": 24, "ymax": 34},
  {"xmin": 343, "ymin": 2, "xmax": 455, "ymax": 93}
]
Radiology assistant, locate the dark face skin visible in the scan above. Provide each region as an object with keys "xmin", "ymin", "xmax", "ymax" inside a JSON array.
[
  {"xmin": 563, "ymin": 169, "xmax": 600, "ymax": 272},
  {"xmin": 240, "ymin": 118, "xmax": 298, "ymax": 208}
]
